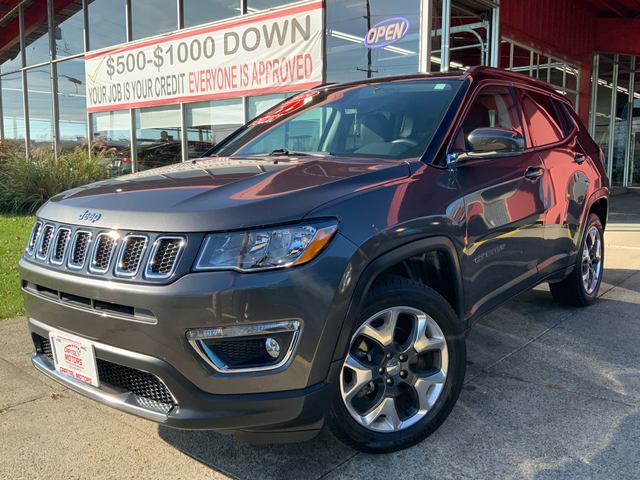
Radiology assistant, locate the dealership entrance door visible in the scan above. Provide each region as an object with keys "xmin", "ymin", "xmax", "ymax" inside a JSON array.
[{"xmin": 590, "ymin": 53, "xmax": 640, "ymax": 188}]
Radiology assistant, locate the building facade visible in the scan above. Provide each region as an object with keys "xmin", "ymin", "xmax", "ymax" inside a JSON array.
[{"xmin": 0, "ymin": 0, "xmax": 639, "ymax": 188}]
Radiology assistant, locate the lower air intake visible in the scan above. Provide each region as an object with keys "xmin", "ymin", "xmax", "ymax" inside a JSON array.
[{"xmin": 37, "ymin": 335, "xmax": 176, "ymax": 409}]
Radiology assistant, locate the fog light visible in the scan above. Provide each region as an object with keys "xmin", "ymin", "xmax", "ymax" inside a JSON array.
[
  {"xmin": 186, "ymin": 320, "xmax": 301, "ymax": 373},
  {"xmin": 265, "ymin": 338, "xmax": 280, "ymax": 358}
]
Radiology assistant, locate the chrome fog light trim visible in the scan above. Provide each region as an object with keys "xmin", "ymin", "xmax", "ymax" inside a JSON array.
[{"xmin": 187, "ymin": 320, "xmax": 301, "ymax": 374}]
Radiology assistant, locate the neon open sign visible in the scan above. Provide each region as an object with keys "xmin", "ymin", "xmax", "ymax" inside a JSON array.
[{"xmin": 364, "ymin": 17, "xmax": 410, "ymax": 49}]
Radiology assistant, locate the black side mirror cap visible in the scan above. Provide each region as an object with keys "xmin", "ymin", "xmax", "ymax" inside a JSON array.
[{"xmin": 467, "ymin": 127, "xmax": 525, "ymax": 152}]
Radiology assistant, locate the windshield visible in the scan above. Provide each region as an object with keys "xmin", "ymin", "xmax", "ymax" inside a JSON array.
[{"xmin": 211, "ymin": 79, "xmax": 460, "ymax": 159}]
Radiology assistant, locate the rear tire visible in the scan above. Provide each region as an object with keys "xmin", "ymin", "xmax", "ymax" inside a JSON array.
[
  {"xmin": 328, "ymin": 276, "xmax": 466, "ymax": 454},
  {"xmin": 549, "ymin": 213, "xmax": 604, "ymax": 307}
]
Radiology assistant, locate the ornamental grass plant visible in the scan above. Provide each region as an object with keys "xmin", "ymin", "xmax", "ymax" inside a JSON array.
[{"xmin": 0, "ymin": 141, "xmax": 108, "ymax": 215}]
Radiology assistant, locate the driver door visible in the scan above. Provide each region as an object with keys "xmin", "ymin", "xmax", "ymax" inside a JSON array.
[{"xmin": 452, "ymin": 85, "xmax": 547, "ymax": 320}]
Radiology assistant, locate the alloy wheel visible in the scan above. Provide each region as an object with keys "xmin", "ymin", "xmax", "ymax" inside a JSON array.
[
  {"xmin": 340, "ymin": 306, "xmax": 449, "ymax": 432},
  {"xmin": 582, "ymin": 225, "xmax": 602, "ymax": 295}
]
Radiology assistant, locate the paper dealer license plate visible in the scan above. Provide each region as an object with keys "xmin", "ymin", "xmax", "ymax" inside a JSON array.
[{"xmin": 49, "ymin": 332, "xmax": 100, "ymax": 387}]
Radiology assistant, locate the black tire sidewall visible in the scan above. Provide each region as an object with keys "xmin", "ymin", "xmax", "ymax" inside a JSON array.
[{"xmin": 328, "ymin": 278, "xmax": 466, "ymax": 454}]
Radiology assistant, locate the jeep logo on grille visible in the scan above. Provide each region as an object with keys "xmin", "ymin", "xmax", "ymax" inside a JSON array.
[{"xmin": 78, "ymin": 210, "xmax": 102, "ymax": 222}]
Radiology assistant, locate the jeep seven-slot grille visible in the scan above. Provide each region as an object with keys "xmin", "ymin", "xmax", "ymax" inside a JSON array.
[
  {"xmin": 91, "ymin": 234, "xmax": 117, "ymax": 272},
  {"xmin": 71, "ymin": 231, "xmax": 91, "ymax": 266},
  {"xmin": 37, "ymin": 335, "xmax": 175, "ymax": 407},
  {"xmin": 149, "ymin": 238, "xmax": 183, "ymax": 276},
  {"xmin": 38, "ymin": 225, "xmax": 54, "ymax": 258},
  {"xmin": 51, "ymin": 229, "xmax": 71, "ymax": 263},
  {"xmin": 24, "ymin": 220, "xmax": 186, "ymax": 282},
  {"xmin": 117, "ymin": 236, "xmax": 147, "ymax": 275}
]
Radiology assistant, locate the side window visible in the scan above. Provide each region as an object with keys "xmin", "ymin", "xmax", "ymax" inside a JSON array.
[
  {"xmin": 452, "ymin": 86, "xmax": 524, "ymax": 152},
  {"xmin": 519, "ymin": 90, "xmax": 565, "ymax": 146}
]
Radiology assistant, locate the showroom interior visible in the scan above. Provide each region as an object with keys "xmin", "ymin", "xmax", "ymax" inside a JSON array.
[{"xmin": 0, "ymin": 0, "xmax": 639, "ymax": 188}]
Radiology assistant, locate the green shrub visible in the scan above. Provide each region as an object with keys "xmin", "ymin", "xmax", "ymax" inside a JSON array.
[{"xmin": 0, "ymin": 143, "xmax": 107, "ymax": 215}]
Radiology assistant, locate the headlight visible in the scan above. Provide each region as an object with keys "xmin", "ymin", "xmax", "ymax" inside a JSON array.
[{"xmin": 193, "ymin": 222, "xmax": 338, "ymax": 272}]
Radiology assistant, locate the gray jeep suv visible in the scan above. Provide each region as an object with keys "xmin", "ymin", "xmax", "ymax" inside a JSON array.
[{"xmin": 20, "ymin": 67, "xmax": 609, "ymax": 453}]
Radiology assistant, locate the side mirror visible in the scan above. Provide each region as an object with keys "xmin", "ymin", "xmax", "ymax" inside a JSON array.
[{"xmin": 467, "ymin": 127, "xmax": 525, "ymax": 153}]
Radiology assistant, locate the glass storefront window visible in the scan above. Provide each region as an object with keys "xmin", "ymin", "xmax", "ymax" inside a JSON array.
[
  {"xmin": 24, "ymin": 0, "xmax": 51, "ymax": 66},
  {"xmin": 132, "ymin": 0, "xmax": 178, "ymax": 41},
  {"xmin": 186, "ymin": 99, "xmax": 243, "ymax": 158},
  {"xmin": 53, "ymin": 0, "xmax": 85, "ymax": 58},
  {"xmin": 248, "ymin": 93, "xmax": 289, "ymax": 119},
  {"xmin": 183, "ymin": 0, "xmax": 239, "ymax": 29},
  {"xmin": 27, "ymin": 65, "xmax": 53, "ymax": 148},
  {"xmin": 89, "ymin": 0, "xmax": 127, "ymax": 51},
  {"xmin": 448, "ymin": 2, "xmax": 491, "ymax": 70},
  {"xmin": 135, "ymin": 105, "xmax": 182, "ymax": 169},
  {"xmin": 326, "ymin": 0, "xmax": 420, "ymax": 83},
  {"xmin": 1, "ymin": 73, "xmax": 25, "ymax": 144},
  {"xmin": 91, "ymin": 110, "xmax": 131, "ymax": 177},
  {"xmin": 247, "ymin": 0, "xmax": 293, "ymax": 12},
  {"xmin": 57, "ymin": 58, "xmax": 86, "ymax": 150}
]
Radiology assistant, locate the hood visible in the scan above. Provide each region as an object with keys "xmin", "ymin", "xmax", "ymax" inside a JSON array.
[{"xmin": 39, "ymin": 156, "xmax": 410, "ymax": 232}]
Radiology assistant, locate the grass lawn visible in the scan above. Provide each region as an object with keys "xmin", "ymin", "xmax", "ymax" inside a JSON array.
[{"xmin": 0, "ymin": 214, "xmax": 36, "ymax": 320}]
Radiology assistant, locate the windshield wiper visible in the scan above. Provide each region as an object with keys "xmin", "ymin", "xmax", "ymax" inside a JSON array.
[{"xmin": 268, "ymin": 148, "xmax": 332, "ymax": 157}]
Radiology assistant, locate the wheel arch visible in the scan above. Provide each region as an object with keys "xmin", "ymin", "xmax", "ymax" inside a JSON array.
[{"xmin": 331, "ymin": 236, "xmax": 465, "ymax": 363}]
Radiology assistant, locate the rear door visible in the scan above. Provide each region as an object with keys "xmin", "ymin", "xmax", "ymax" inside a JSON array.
[
  {"xmin": 516, "ymin": 89, "xmax": 596, "ymax": 278},
  {"xmin": 452, "ymin": 84, "xmax": 547, "ymax": 320}
]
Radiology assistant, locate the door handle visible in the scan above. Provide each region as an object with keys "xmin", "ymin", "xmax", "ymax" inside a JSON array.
[
  {"xmin": 524, "ymin": 166, "xmax": 544, "ymax": 182},
  {"xmin": 574, "ymin": 155, "xmax": 586, "ymax": 164}
]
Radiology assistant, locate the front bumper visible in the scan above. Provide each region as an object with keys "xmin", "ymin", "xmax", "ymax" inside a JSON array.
[
  {"xmin": 30, "ymin": 318, "xmax": 338, "ymax": 442},
  {"xmin": 20, "ymin": 233, "xmax": 358, "ymax": 439}
]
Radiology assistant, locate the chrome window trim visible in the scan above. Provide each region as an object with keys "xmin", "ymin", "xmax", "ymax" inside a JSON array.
[
  {"xmin": 67, "ymin": 229, "xmax": 93, "ymax": 270},
  {"xmin": 26, "ymin": 221, "xmax": 43, "ymax": 256},
  {"xmin": 145, "ymin": 236, "xmax": 186, "ymax": 279},
  {"xmin": 49, "ymin": 227, "xmax": 71, "ymax": 266},
  {"xmin": 35, "ymin": 224, "xmax": 56, "ymax": 261},
  {"xmin": 88, "ymin": 232, "xmax": 120, "ymax": 275},
  {"xmin": 115, "ymin": 234, "xmax": 149, "ymax": 277},
  {"xmin": 187, "ymin": 321, "xmax": 302, "ymax": 374}
]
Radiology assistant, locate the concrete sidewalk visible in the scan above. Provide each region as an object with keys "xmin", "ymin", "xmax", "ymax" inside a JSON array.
[{"xmin": 1, "ymin": 193, "xmax": 639, "ymax": 480}]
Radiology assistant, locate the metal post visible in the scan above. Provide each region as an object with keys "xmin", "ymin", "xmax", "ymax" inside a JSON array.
[
  {"xmin": 546, "ymin": 56, "xmax": 551, "ymax": 84},
  {"xmin": 130, "ymin": 109, "xmax": 137, "ymax": 173},
  {"xmin": 0, "ymin": 76, "xmax": 4, "ymax": 139},
  {"xmin": 490, "ymin": 1, "xmax": 500, "ymax": 67},
  {"xmin": 589, "ymin": 53, "xmax": 599, "ymax": 137},
  {"xmin": 49, "ymin": 0, "xmax": 60, "ymax": 155},
  {"xmin": 82, "ymin": 0, "xmax": 90, "ymax": 52},
  {"xmin": 19, "ymin": 4, "xmax": 30, "ymax": 155},
  {"xmin": 243, "ymin": 96, "xmax": 249, "ymax": 124},
  {"xmin": 508, "ymin": 41, "xmax": 513, "ymax": 70},
  {"xmin": 607, "ymin": 55, "xmax": 619, "ymax": 181},
  {"xmin": 418, "ymin": 0, "xmax": 433, "ymax": 73},
  {"xmin": 83, "ymin": 0, "xmax": 92, "ymax": 159},
  {"xmin": 177, "ymin": 0, "xmax": 184, "ymax": 29},
  {"xmin": 180, "ymin": 103, "xmax": 188, "ymax": 162},
  {"xmin": 241, "ymin": 0, "xmax": 247, "ymax": 15},
  {"xmin": 440, "ymin": 0, "xmax": 450, "ymax": 72},
  {"xmin": 624, "ymin": 57, "xmax": 635, "ymax": 187},
  {"xmin": 126, "ymin": 0, "xmax": 133, "ymax": 42},
  {"xmin": 529, "ymin": 50, "xmax": 533, "ymax": 77}
]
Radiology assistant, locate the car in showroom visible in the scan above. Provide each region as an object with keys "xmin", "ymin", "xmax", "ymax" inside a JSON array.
[{"xmin": 19, "ymin": 66, "xmax": 609, "ymax": 453}]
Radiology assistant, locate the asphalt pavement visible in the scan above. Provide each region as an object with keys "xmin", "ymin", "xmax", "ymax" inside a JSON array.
[{"xmin": 1, "ymin": 192, "xmax": 639, "ymax": 480}]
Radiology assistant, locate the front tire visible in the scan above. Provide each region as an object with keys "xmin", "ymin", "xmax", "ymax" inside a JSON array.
[
  {"xmin": 549, "ymin": 213, "xmax": 604, "ymax": 307},
  {"xmin": 328, "ymin": 277, "xmax": 466, "ymax": 454}
]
